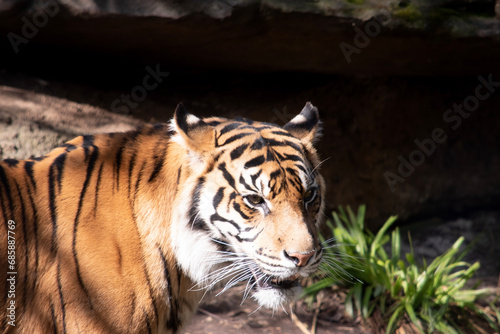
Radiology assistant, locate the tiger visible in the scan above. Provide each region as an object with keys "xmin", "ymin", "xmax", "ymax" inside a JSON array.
[{"xmin": 0, "ymin": 102, "xmax": 325, "ymax": 334}]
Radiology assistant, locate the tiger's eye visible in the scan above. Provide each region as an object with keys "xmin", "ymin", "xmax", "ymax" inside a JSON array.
[
  {"xmin": 304, "ymin": 190, "xmax": 312, "ymax": 199},
  {"xmin": 246, "ymin": 194, "xmax": 265, "ymax": 206},
  {"xmin": 303, "ymin": 188, "xmax": 315, "ymax": 202}
]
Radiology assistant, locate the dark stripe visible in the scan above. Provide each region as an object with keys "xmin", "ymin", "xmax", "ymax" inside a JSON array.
[
  {"xmin": 250, "ymin": 138, "xmax": 266, "ymax": 150},
  {"xmin": 238, "ymin": 175, "xmax": 254, "ymax": 192},
  {"xmin": 94, "ymin": 163, "xmax": 104, "ymax": 217},
  {"xmin": 152, "ymin": 123, "xmax": 165, "ymax": 130},
  {"xmin": 82, "ymin": 135, "xmax": 95, "ymax": 160},
  {"xmin": 218, "ymin": 163, "xmax": 235, "ymax": 189},
  {"xmin": 284, "ymin": 167, "xmax": 298, "ymax": 178},
  {"xmin": 133, "ymin": 161, "xmax": 147, "ymax": 209},
  {"xmin": 284, "ymin": 153, "xmax": 303, "ymax": 162},
  {"xmin": 270, "ymin": 169, "xmax": 281, "ymax": 180},
  {"xmin": 244, "ymin": 155, "xmax": 265, "ymax": 169},
  {"xmin": 175, "ymin": 264, "xmax": 183, "ymax": 295},
  {"xmin": 24, "ymin": 160, "xmax": 37, "ymax": 190},
  {"xmin": 234, "ymin": 229, "xmax": 262, "ymax": 243},
  {"xmin": 127, "ymin": 149, "xmax": 138, "ymax": 200},
  {"xmin": 219, "ymin": 132, "xmax": 253, "ymax": 147},
  {"xmin": 219, "ymin": 122, "xmax": 241, "ymax": 136},
  {"xmin": 205, "ymin": 120, "xmax": 222, "ymax": 126},
  {"xmin": 229, "ymin": 143, "xmax": 249, "ymax": 160},
  {"xmin": 296, "ymin": 164, "xmax": 308, "ymax": 175},
  {"xmin": 114, "ymin": 139, "xmax": 126, "ymax": 192},
  {"xmin": 264, "ymin": 138, "xmax": 302, "ymax": 152},
  {"xmin": 210, "ymin": 213, "xmax": 240, "ymax": 231},
  {"xmin": 158, "ymin": 247, "xmax": 174, "ymax": 302},
  {"xmin": 270, "ymin": 130, "xmax": 296, "ymax": 138},
  {"xmin": 228, "ymin": 192, "xmax": 237, "ymax": 204},
  {"xmin": 53, "ymin": 153, "xmax": 67, "ymax": 192},
  {"xmin": 148, "ymin": 142, "xmax": 167, "ymax": 183},
  {"xmin": 233, "ymin": 202, "xmax": 250, "ymax": 219},
  {"xmin": 50, "ymin": 303, "xmax": 58, "ymax": 334},
  {"xmin": 189, "ymin": 177, "xmax": 208, "ymax": 230},
  {"xmin": 0, "ymin": 165, "xmax": 14, "ymax": 221},
  {"xmin": 57, "ymin": 261, "xmax": 67, "ymax": 334},
  {"xmin": 144, "ymin": 310, "xmax": 153, "ymax": 334},
  {"xmin": 14, "ymin": 181, "xmax": 29, "ymax": 308},
  {"xmin": 250, "ymin": 170, "xmax": 262, "ymax": 189},
  {"xmin": 174, "ymin": 167, "xmax": 182, "ymax": 196},
  {"xmin": 73, "ymin": 146, "xmax": 99, "ymax": 309},
  {"xmin": 212, "ymin": 187, "xmax": 225, "ymax": 208},
  {"xmin": 48, "ymin": 162, "xmax": 58, "ymax": 253},
  {"xmin": 3, "ymin": 158, "xmax": 18, "ymax": 167},
  {"xmin": 61, "ymin": 143, "xmax": 77, "ymax": 152},
  {"xmin": 266, "ymin": 149, "xmax": 275, "ymax": 162},
  {"xmin": 25, "ymin": 182, "xmax": 39, "ymax": 292},
  {"xmin": 158, "ymin": 247, "xmax": 180, "ymax": 332}
]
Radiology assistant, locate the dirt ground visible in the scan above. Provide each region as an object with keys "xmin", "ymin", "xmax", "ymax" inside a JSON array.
[{"xmin": 185, "ymin": 286, "xmax": 366, "ymax": 334}]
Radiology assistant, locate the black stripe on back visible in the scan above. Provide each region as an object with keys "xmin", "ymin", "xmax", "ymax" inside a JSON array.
[
  {"xmin": 24, "ymin": 161, "xmax": 37, "ymax": 190},
  {"xmin": 82, "ymin": 135, "xmax": 95, "ymax": 160},
  {"xmin": 25, "ymin": 182, "xmax": 39, "ymax": 293},
  {"xmin": 73, "ymin": 145, "xmax": 99, "ymax": 309},
  {"xmin": 3, "ymin": 159, "xmax": 18, "ymax": 167},
  {"xmin": 13, "ymin": 181, "xmax": 29, "ymax": 308},
  {"xmin": 57, "ymin": 261, "xmax": 67, "ymax": 334},
  {"xmin": 50, "ymin": 303, "xmax": 58, "ymax": 334},
  {"xmin": 0, "ymin": 165, "xmax": 14, "ymax": 227},
  {"xmin": 148, "ymin": 141, "xmax": 167, "ymax": 183},
  {"xmin": 94, "ymin": 163, "xmax": 104, "ymax": 217}
]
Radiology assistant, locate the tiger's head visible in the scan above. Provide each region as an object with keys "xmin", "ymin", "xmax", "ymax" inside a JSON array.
[{"xmin": 170, "ymin": 102, "xmax": 325, "ymax": 310}]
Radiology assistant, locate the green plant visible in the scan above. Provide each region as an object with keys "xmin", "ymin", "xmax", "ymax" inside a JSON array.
[{"xmin": 303, "ymin": 206, "xmax": 499, "ymax": 333}]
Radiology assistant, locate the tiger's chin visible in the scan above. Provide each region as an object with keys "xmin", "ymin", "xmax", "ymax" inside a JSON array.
[
  {"xmin": 251, "ymin": 285, "xmax": 302, "ymax": 310},
  {"xmin": 250, "ymin": 275, "xmax": 303, "ymax": 310}
]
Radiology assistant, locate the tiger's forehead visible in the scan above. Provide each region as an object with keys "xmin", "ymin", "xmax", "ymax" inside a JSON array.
[
  {"xmin": 205, "ymin": 117, "xmax": 302, "ymax": 148},
  {"xmin": 206, "ymin": 118, "xmax": 314, "ymax": 198}
]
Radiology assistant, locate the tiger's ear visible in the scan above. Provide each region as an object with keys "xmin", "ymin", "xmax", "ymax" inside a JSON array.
[
  {"xmin": 172, "ymin": 103, "xmax": 215, "ymax": 154},
  {"xmin": 283, "ymin": 102, "xmax": 321, "ymax": 144}
]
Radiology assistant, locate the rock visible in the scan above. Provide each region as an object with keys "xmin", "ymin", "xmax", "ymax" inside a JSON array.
[{"xmin": 0, "ymin": 0, "xmax": 499, "ymax": 76}]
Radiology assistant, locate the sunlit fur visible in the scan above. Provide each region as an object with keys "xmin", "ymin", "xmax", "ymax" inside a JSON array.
[{"xmin": 0, "ymin": 102, "xmax": 325, "ymax": 333}]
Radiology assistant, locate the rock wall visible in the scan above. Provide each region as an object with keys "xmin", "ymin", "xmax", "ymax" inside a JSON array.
[{"xmin": 0, "ymin": 0, "xmax": 499, "ymax": 228}]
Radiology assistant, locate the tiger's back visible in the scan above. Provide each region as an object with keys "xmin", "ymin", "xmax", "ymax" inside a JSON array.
[
  {"xmin": 0, "ymin": 125, "xmax": 197, "ymax": 333},
  {"xmin": 1, "ymin": 103, "xmax": 326, "ymax": 333}
]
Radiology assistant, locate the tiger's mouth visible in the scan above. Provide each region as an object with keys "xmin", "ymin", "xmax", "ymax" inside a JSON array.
[{"xmin": 250, "ymin": 270, "xmax": 301, "ymax": 291}]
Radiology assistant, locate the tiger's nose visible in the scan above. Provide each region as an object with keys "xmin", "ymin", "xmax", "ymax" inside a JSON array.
[{"xmin": 284, "ymin": 250, "xmax": 315, "ymax": 267}]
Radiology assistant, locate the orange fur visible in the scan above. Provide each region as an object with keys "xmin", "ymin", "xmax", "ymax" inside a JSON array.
[{"xmin": 0, "ymin": 103, "xmax": 325, "ymax": 334}]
